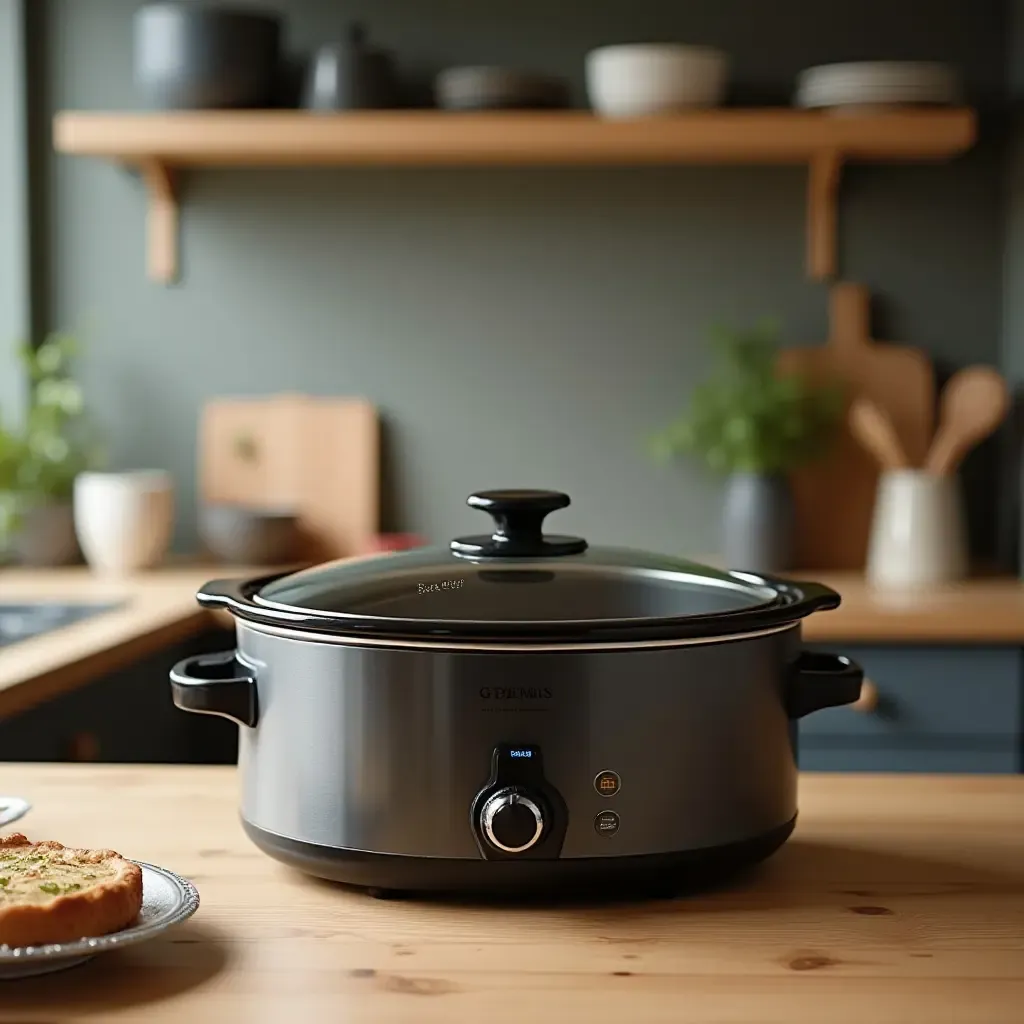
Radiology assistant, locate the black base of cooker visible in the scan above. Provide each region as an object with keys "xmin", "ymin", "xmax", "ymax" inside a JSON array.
[{"xmin": 243, "ymin": 816, "xmax": 797, "ymax": 899}]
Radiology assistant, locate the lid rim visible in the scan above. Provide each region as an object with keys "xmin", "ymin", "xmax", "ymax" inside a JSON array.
[
  {"xmin": 197, "ymin": 571, "xmax": 839, "ymax": 646},
  {"xmin": 236, "ymin": 619, "xmax": 799, "ymax": 651}
]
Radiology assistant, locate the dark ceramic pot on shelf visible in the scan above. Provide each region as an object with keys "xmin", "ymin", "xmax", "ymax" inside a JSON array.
[
  {"xmin": 171, "ymin": 488, "xmax": 861, "ymax": 898},
  {"xmin": 134, "ymin": 3, "xmax": 282, "ymax": 110},
  {"xmin": 303, "ymin": 23, "xmax": 398, "ymax": 111}
]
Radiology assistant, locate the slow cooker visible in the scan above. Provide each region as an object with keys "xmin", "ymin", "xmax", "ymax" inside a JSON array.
[{"xmin": 171, "ymin": 489, "xmax": 862, "ymax": 896}]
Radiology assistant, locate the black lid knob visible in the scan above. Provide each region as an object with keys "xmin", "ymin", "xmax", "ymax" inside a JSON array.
[{"xmin": 450, "ymin": 489, "xmax": 588, "ymax": 559}]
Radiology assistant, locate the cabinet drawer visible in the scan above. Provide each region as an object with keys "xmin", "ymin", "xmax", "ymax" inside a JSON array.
[
  {"xmin": 799, "ymin": 745, "xmax": 1018, "ymax": 774},
  {"xmin": 799, "ymin": 646, "xmax": 1022, "ymax": 744}
]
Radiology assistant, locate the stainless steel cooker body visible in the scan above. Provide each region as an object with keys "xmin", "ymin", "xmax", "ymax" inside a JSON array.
[{"xmin": 234, "ymin": 621, "xmax": 803, "ymax": 859}]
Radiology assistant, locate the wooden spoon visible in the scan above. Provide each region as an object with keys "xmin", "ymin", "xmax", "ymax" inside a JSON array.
[
  {"xmin": 849, "ymin": 398, "xmax": 910, "ymax": 471},
  {"xmin": 925, "ymin": 367, "xmax": 1009, "ymax": 476}
]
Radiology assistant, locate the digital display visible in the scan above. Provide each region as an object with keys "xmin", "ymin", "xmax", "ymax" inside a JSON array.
[{"xmin": 509, "ymin": 749, "xmax": 532, "ymax": 759}]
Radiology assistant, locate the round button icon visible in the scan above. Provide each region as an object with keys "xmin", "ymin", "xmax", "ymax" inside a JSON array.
[
  {"xmin": 594, "ymin": 770, "xmax": 621, "ymax": 797},
  {"xmin": 594, "ymin": 810, "xmax": 620, "ymax": 836}
]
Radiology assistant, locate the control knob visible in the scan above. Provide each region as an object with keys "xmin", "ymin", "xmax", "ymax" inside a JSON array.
[{"xmin": 479, "ymin": 788, "xmax": 544, "ymax": 853}]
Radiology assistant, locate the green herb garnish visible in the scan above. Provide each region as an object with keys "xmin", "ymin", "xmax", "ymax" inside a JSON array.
[
  {"xmin": 0, "ymin": 877, "xmax": 8, "ymax": 887},
  {"xmin": 38, "ymin": 882, "xmax": 60, "ymax": 895},
  {"xmin": 62, "ymin": 883, "xmax": 81, "ymax": 893}
]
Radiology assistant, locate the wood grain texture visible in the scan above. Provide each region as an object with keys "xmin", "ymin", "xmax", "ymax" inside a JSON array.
[
  {"xmin": 797, "ymin": 571, "xmax": 1024, "ymax": 643},
  {"xmin": 53, "ymin": 109, "xmax": 976, "ymax": 165},
  {"xmin": 0, "ymin": 764, "xmax": 1020, "ymax": 1023},
  {"xmin": 780, "ymin": 283, "xmax": 936, "ymax": 570},
  {"xmin": 199, "ymin": 395, "xmax": 380, "ymax": 563}
]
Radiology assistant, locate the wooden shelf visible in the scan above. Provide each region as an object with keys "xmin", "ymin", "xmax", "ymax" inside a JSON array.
[{"xmin": 53, "ymin": 108, "xmax": 976, "ymax": 284}]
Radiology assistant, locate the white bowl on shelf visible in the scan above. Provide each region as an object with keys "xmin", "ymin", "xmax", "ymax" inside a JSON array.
[{"xmin": 586, "ymin": 44, "xmax": 729, "ymax": 118}]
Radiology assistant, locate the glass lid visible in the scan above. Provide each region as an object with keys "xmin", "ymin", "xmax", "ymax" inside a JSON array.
[{"xmin": 252, "ymin": 490, "xmax": 786, "ymax": 634}]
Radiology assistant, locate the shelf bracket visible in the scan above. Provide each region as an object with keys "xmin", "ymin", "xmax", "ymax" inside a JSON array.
[
  {"xmin": 806, "ymin": 150, "xmax": 843, "ymax": 281},
  {"xmin": 138, "ymin": 160, "xmax": 179, "ymax": 284}
]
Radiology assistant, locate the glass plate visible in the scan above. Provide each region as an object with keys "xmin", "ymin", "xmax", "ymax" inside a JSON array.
[
  {"xmin": 0, "ymin": 798, "xmax": 30, "ymax": 829},
  {"xmin": 0, "ymin": 862, "xmax": 200, "ymax": 980}
]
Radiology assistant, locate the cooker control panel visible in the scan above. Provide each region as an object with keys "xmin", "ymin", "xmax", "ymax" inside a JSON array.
[{"xmin": 470, "ymin": 744, "xmax": 568, "ymax": 860}]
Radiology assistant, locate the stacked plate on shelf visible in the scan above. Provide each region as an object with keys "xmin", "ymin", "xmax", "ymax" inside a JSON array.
[{"xmin": 795, "ymin": 62, "xmax": 962, "ymax": 111}]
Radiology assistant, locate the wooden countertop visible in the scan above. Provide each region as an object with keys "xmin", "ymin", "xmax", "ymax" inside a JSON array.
[
  {"xmin": 0, "ymin": 566, "xmax": 249, "ymax": 720},
  {"xmin": 1, "ymin": 764, "xmax": 1022, "ymax": 1022},
  {"xmin": 798, "ymin": 571, "xmax": 1024, "ymax": 644},
  {"xmin": 2, "ymin": 565, "xmax": 1024, "ymax": 722}
]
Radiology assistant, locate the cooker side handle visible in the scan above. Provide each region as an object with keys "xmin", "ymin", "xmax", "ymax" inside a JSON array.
[
  {"xmin": 170, "ymin": 651, "xmax": 259, "ymax": 728},
  {"xmin": 785, "ymin": 651, "xmax": 864, "ymax": 719},
  {"xmin": 196, "ymin": 574, "xmax": 291, "ymax": 615},
  {"xmin": 773, "ymin": 578, "xmax": 842, "ymax": 615}
]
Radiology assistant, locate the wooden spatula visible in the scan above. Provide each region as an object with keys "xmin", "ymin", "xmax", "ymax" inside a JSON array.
[
  {"xmin": 849, "ymin": 398, "xmax": 910, "ymax": 471},
  {"xmin": 925, "ymin": 367, "xmax": 1009, "ymax": 476}
]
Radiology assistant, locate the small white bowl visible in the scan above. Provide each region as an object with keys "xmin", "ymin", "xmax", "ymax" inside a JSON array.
[{"xmin": 586, "ymin": 44, "xmax": 729, "ymax": 118}]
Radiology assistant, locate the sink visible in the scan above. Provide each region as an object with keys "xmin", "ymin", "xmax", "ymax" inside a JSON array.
[{"xmin": 0, "ymin": 602, "xmax": 123, "ymax": 648}]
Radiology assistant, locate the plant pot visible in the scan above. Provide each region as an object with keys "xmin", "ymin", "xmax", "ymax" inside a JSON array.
[
  {"xmin": 722, "ymin": 472, "xmax": 794, "ymax": 573},
  {"xmin": 11, "ymin": 501, "xmax": 82, "ymax": 568}
]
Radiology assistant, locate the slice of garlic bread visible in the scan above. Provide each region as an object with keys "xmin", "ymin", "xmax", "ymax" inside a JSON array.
[{"xmin": 0, "ymin": 834, "xmax": 143, "ymax": 948}]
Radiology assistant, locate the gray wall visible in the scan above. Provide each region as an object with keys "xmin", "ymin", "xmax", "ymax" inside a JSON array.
[
  {"xmin": 0, "ymin": 0, "xmax": 28, "ymax": 419},
  {"xmin": 1002, "ymin": 0, "xmax": 1024, "ymax": 569},
  {"xmin": 1005, "ymin": 0, "xmax": 1024, "ymax": 386},
  {"xmin": 39, "ymin": 0, "xmax": 1007, "ymax": 555}
]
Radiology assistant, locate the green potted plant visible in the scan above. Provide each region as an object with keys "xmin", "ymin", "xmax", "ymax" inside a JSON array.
[
  {"xmin": 648, "ymin": 318, "xmax": 842, "ymax": 572},
  {"xmin": 0, "ymin": 332, "xmax": 100, "ymax": 566}
]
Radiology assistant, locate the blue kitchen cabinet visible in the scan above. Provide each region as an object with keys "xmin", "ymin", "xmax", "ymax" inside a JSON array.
[
  {"xmin": 798, "ymin": 646, "xmax": 1022, "ymax": 774},
  {"xmin": 0, "ymin": 628, "xmax": 239, "ymax": 764}
]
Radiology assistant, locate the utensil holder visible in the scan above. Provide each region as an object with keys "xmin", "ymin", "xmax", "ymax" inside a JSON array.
[{"xmin": 866, "ymin": 470, "xmax": 967, "ymax": 588}]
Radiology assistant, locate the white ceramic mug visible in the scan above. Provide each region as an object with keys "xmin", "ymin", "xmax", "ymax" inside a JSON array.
[
  {"xmin": 73, "ymin": 470, "xmax": 175, "ymax": 576},
  {"xmin": 866, "ymin": 470, "xmax": 967, "ymax": 588}
]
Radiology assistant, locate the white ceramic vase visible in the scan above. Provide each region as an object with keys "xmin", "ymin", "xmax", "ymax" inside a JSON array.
[
  {"xmin": 866, "ymin": 470, "xmax": 967, "ymax": 589},
  {"xmin": 73, "ymin": 471, "xmax": 175, "ymax": 576}
]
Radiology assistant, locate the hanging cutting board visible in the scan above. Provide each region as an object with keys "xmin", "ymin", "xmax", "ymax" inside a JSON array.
[
  {"xmin": 778, "ymin": 283, "xmax": 935, "ymax": 570},
  {"xmin": 199, "ymin": 394, "xmax": 380, "ymax": 562}
]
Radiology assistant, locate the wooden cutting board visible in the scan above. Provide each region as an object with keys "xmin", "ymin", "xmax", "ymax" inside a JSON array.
[
  {"xmin": 199, "ymin": 394, "xmax": 380, "ymax": 562},
  {"xmin": 778, "ymin": 283, "xmax": 935, "ymax": 570}
]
